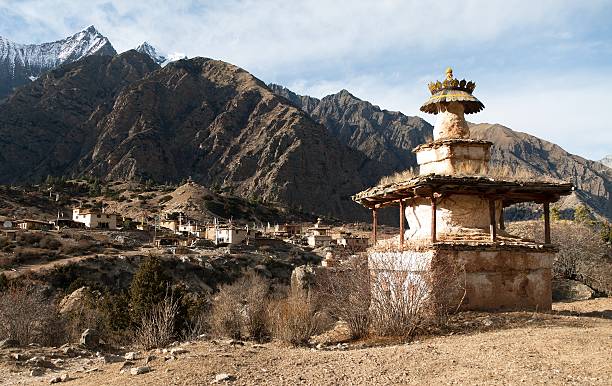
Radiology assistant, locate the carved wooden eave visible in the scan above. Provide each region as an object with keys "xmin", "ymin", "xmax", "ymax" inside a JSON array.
[{"xmin": 352, "ymin": 174, "xmax": 574, "ymax": 209}]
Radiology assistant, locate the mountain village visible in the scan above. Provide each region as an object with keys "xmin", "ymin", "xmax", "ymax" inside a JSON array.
[{"xmin": 0, "ymin": 11, "xmax": 611, "ymax": 386}]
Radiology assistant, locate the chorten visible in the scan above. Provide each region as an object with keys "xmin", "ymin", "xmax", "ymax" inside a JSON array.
[{"xmin": 353, "ymin": 68, "xmax": 573, "ymax": 311}]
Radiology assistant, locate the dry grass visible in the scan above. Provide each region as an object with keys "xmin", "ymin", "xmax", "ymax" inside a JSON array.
[
  {"xmin": 483, "ymin": 163, "xmax": 566, "ymax": 183},
  {"xmin": 377, "ymin": 169, "xmax": 418, "ymax": 185}
]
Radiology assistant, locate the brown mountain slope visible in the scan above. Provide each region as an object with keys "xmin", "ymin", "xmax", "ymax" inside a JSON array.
[
  {"xmin": 0, "ymin": 53, "xmax": 379, "ymax": 220},
  {"xmin": 0, "ymin": 51, "xmax": 159, "ymax": 181},
  {"xmin": 269, "ymin": 84, "xmax": 432, "ymax": 177}
]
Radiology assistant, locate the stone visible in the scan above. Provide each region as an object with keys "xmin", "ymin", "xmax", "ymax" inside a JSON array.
[
  {"xmin": 11, "ymin": 353, "xmax": 26, "ymax": 361},
  {"xmin": 130, "ymin": 366, "xmax": 151, "ymax": 375},
  {"xmin": 213, "ymin": 373, "xmax": 235, "ymax": 383},
  {"xmin": 30, "ymin": 367, "xmax": 44, "ymax": 377},
  {"xmin": 0, "ymin": 338, "xmax": 19, "ymax": 349},
  {"xmin": 552, "ymin": 279, "xmax": 594, "ymax": 301},
  {"xmin": 102, "ymin": 354, "xmax": 124, "ymax": 364},
  {"xmin": 80, "ymin": 329, "xmax": 99, "ymax": 348},
  {"xmin": 124, "ymin": 352, "xmax": 141, "ymax": 360},
  {"xmin": 169, "ymin": 347, "xmax": 188, "ymax": 355},
  {"xmin": 59, "ymin": 287, "xmax": 89, "ymax": 314},
  {"xmin": 26, "ymin": 357, "xmax": 55, "ymax": 369}
]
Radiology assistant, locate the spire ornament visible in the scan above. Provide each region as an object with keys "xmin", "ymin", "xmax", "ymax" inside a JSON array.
[{"xmin": 420, "ymin": 68, "xmax": 484, "ymax": 115}]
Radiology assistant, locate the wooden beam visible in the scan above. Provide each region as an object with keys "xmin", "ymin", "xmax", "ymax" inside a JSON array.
[
  {"xmin": 543, "ymin": 202, "xmax": 551, "ymax": 244},
  {"xmin": 431, "ymin": 197, "xmax": 437, "ymax": 243},
  {"xmin": 372, "ymin": 208, "xmax": 378, "ymax": 245},
  {"xmin": 399, "ymin": 200, "xmax": 405, "ymax": 249},
  {"xmin": 489, "ymin": 199, "xmax": 497, "ymax": 242},
  {"xmin": 499, "ymin": 205, "xmax": 505, "ymax": 231}
]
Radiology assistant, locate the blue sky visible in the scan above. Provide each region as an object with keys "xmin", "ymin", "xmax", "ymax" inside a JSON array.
[{"xmin": 1, "ymin": 0, "xmax": 611, "ymax": 160}]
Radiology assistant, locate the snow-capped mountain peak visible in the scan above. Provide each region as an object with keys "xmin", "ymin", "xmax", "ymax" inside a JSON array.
[
  {"xmin": 135, "ymin": 42, "xmax": 187, "ymax": 66},
  {"xmin": 0, "ymin": 25, "xmax": 116, "ymax": 97},
  {"xmin": 135, "ymin": 41, "xmax": 167, "ymax": 65}
]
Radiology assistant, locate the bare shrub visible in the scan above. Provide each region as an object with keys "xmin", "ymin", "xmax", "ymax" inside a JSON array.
[
  {"xmin": 0, "ymin": 286, "xmax": 64, "ymax": 346},
  {"xmin": 368, "ymin": 252, "xmax": 464, "ymax": 338},
  {"xmin": 135, "ymin": 292, "xmax": 179, "ymax": 349},
  {"xmin": 269, "ymin": 290, "xmax": 328, "ymax": 346},
  {"xmin": 508, "ymin": 220, "xmax": 611, "ymax": 294},
  {"xmin": 318, "ymin": 258, "xmax": 371, "ymax": 339},
  {"xmin": 209, "ymin": 271, "xmax": 271, "ymax": 341}
]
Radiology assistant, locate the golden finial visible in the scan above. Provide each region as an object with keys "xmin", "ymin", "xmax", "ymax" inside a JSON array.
[{"xmin": 445, "ymin": 67, "xmax": 453, "ymax": 80}]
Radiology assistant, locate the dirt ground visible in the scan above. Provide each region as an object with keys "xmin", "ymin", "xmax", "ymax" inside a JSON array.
[{"xmin": 2, "ymin": 298, "xmax": 611, "ymax": 386}]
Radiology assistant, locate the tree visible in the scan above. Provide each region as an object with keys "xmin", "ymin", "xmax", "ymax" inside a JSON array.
[{"xmin": 130, "ymin": 256, "xmax": 171, "ymax": 322}]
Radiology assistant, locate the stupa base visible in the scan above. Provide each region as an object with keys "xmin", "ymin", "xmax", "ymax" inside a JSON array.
[{"xmin": 368, "ymin": 243, "xmax": 555, "ymax": 311}]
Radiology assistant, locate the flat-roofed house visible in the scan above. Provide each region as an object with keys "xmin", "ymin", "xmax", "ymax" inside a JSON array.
[
  {"xmin": 72, "ymin": 208, "xmax": 118, "ymax": 229},
  {"xmin": 17, "ymin": 219, "xmax": 51, "ymax": 231}
]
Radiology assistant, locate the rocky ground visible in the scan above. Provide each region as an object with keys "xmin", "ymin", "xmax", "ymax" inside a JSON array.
[{"xmin": 0, "ymin": 298, "xmax": 609, "ymax": 385}]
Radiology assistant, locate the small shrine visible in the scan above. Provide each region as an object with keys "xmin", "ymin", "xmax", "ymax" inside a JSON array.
[{"xmin": 353, "ymin": 68, "xmax": 573, "ymax": 311}]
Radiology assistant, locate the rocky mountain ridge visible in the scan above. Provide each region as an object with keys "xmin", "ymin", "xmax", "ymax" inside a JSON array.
[{"xmin": 0, "ymin": 25, "xmax": 116, "ymax": 98}]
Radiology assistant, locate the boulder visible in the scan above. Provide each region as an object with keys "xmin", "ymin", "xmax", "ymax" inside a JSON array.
[
  {"xmin": 213, "ymin": 373, "xmax": 235, "ymax": 383},
  {"xmin": 59, "ymin": 287, "xmax": 89, "ymax": 314},
  {"xmin": 169, "ymin": 347, "xmax": 188, "ymax": 355},
  {"xmin": 130, "ymin": 366, "xmax": 151, "ymax": 375},
  {"xmin": 30, "ymin": 367, "xmax": 44, "ymax": 377},
  {"xmin": 552, "ymin": 279, "xmax": 594, "ymax": 301},
  {"xmin": 124, "ymin": 352, "xmax": 141, "ymax": 360},
  {"xmin": 102, "ymin": 354, "xmax": 124, "ymax": 364},
  {"xmin": 0, "ymin": 338, "xmax": 19, "ymax": 348},
  {"xmin": 80, "ymin": 329, "xmax": 99, "ymax": 348}
]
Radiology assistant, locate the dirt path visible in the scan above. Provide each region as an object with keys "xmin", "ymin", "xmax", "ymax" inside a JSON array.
[{"xmin": 4, "ymin": 299, "xmax": 607, "ymax": 386}]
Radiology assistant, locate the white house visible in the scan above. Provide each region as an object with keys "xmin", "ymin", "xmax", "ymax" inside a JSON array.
[
  {"xmin": 213, "ymin": 226, "xmax": 251, "ymax": 245},
  {"xmin": 72, "ymin": 208, "xmax": 118, "ymax": 229}
]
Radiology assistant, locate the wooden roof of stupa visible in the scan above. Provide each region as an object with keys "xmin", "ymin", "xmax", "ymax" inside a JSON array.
[{"xmin": 353, "ymin": 174, "xmax": 573, "ymax": 209}]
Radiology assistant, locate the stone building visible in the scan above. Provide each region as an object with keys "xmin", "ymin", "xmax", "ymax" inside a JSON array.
[
  {"xmin": 307, "ymin": 218, "xmax": 333, "ymax": 247},
  {"xmin": 353, "ymin": 68, "xmax": 573, "ymax": 311}
]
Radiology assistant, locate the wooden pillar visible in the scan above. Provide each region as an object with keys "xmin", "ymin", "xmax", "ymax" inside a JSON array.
[
  {"xmin": 372, "ymin": 208, "xmax": 378, "ymax": 244},
  {"xmin": 431, "ymin": 197, "xmax": 437, "ymax": 243},
  {"xmin": 489, "ymin": 199, "xmax": 497, "ymax": 242},
  {"xmin": 399, "ymin": 200, "xmax": 405, "ymax": 248},
  {"xmin": 499, "ymin": 205, "xmax": 505, "ymax": 231},
  {"xmin": 543, "ymin": 202, "xmax": 551, "ymax": 244}
]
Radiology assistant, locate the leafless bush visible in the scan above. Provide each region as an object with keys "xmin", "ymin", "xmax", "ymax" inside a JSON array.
[
  {"xmin": 318, "ymin": 258, "xmax": 371, "ymax": 339},
  {"xmin": 508, "ymin": 220, "xmax": 610, "ymax": 294},
  {"xmin": 368, "ymin": 252, "xmax": 464, "ymax": 338},
  {"xmin": 269, "ymin": 289, "xmax": 329, "ymax": 346},
  {"xmin": 134, "ymin": 292, "xmax": 179, "ymax": 349},
  {"xmin": 209, "ymin": 271, "xmax": 271, "ymax": 341},
  {"xmin": 0, "ymin": 286, "xmax": 64, "ymax": 346}
]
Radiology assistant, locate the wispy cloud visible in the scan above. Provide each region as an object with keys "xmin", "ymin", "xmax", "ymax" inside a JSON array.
[{"xmin": 0, "ymin": 0, "xmax": 611, "ymax": 159}]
